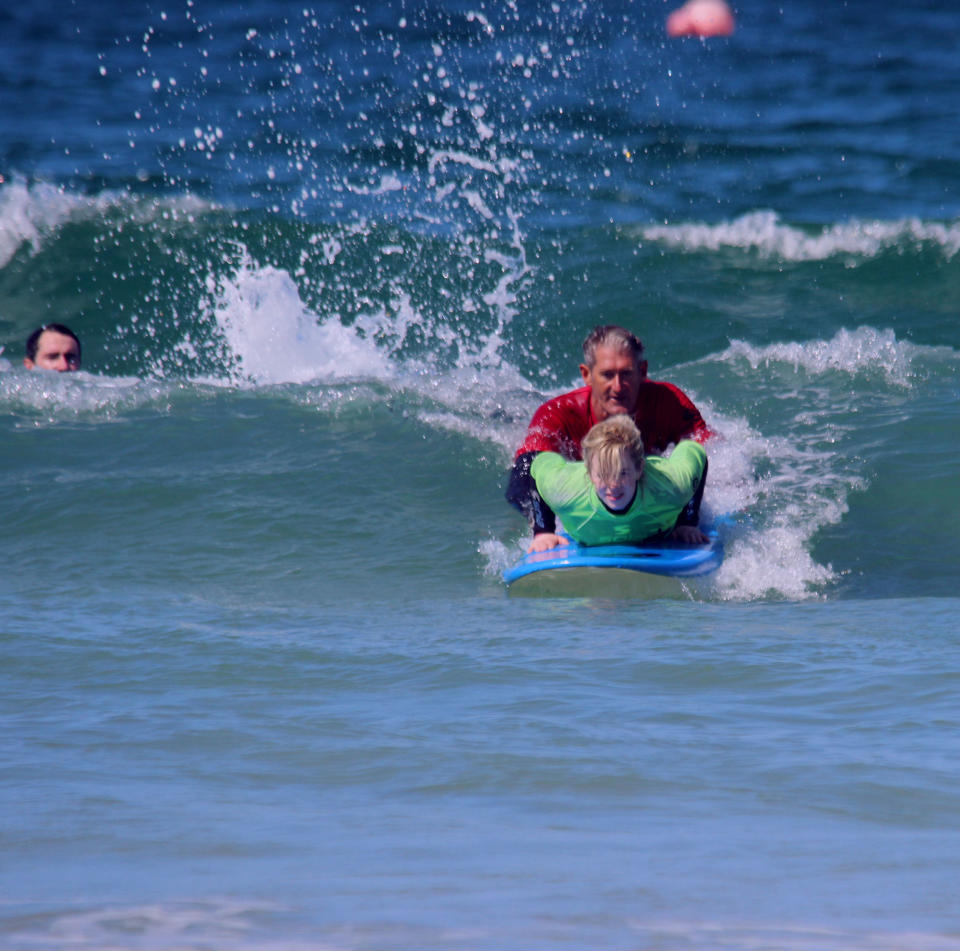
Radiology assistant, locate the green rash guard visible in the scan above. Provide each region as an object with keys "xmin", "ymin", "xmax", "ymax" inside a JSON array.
[{"xmin": 530, "ymin": 440, "xmax": 707, "ymax": 546}]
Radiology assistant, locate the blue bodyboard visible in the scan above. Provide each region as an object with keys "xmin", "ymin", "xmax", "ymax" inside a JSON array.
[{"xmin": 503, "ymin": 529, "xmax": 723, "ymax": 597}]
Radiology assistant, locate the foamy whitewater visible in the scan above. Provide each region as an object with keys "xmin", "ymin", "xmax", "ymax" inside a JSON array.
[{"xmin": 2, "ymin": 1, "xmax": 959, "ymax": 948}]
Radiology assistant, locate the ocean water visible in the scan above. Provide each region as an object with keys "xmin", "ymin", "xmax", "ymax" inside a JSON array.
[{"xmin": 2, "ymin": 1, "xmax": 959, "ymax": 948}]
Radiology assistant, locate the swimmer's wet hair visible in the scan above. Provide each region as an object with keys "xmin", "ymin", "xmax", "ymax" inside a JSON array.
[
  {"xmin": 582, "ymin": 414, "xmax": 645, "ymax": 485},
  {"xmin": 25, "ymin": 323, "xmax": 81, "ymax": 361}
]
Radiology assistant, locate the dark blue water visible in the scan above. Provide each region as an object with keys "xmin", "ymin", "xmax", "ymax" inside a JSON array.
[{"xmin": 2, "ymin": 1, "xmax": 959, "ymax": 948}]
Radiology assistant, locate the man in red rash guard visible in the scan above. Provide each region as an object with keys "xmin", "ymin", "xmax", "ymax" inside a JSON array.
[{"xmin": 506, "ymin": 325, "xmax": 713, "ymax": 553}]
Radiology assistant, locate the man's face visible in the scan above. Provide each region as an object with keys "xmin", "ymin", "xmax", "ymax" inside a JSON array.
[
  {"xmin": 25, "ymin": 330, "xmax": 81, "ymax": 372},
  {"xmin": 588, "ymin": 452, "xmax": 639, "ymax": 512},
  {"xmin": 580, "ymin": 344, "xmax": 646, "ymax": 421}
]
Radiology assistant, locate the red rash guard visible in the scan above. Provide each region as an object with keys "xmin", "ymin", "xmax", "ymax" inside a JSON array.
[{"xmin": 515, "ymin": 380, "xmax": 712, "ymax": 460}]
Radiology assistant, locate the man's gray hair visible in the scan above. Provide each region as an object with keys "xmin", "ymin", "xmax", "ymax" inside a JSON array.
[{"xmin": 581, "ymin": 325, "xmax": 644, "ymax": 368}]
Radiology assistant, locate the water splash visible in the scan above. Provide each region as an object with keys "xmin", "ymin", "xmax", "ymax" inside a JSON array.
[{"xmin": 210, "ymin": 260, "xmax": 393, "ymax": 386}]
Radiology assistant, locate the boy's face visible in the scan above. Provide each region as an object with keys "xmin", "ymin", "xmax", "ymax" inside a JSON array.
[{"xmin": 588, "ymin": 452, "xmax": 639, "ymax": 511}]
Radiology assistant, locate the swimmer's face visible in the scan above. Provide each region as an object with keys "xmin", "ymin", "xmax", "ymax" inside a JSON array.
[
  {"xmin": 588, "ymin": 452, "xmax": 639, "ymax": 511},
  {"xmin": 25, "ymin": 330, "xmax": 81, "ymax": 372}
]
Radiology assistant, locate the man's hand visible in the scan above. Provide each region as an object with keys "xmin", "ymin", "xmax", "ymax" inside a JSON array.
[
  {"xmin": 527, "ymin": 532, "xmax": 566, "ymax": 553},
  {"xmin": 668, "ymin": 525, "xmax": 710, "ymax": 545}
]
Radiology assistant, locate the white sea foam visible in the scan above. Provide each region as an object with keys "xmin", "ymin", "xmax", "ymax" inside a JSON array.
[
  {"xmin": 0, "ymin": 898, "xmax": 338, "ymax": 950},
  {"xmin": 5, "ymin": 900, "xmax": 959, "ymax": 951},
  {"xmin": 0, "ymin": 179, "xmax": 215, "ymax": 268},
  {"xmin": 0, "ymin": 365, "xmax": 190, "ymax": 422},
  {"xmin": 0, "ymin": 180, "xmax": 85, "ymax": 267},
  {"xmin": 697, "ymin": 326, "xmax": 958, "ymax": 403},
  {"xmin": 670, "ymin": 408, "xmax": 845, "ymax": 601},
  {"xmin": 479, "ymin": 535, "xmax": 522, "ymax": 579},
  {"xmin": 640, "ymin": 209, "xmax": 960, "ymax": 261},
  {"xmin": 714, "ymin": 325, "xmax": 928, "ymax": 386},
  {"xmin": 628, "ymin": 918, "xmax": 960, "ymax": 951}
]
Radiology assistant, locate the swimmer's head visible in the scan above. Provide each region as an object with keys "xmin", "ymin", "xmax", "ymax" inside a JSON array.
[
  {"xmin": 582, "ymin": 415, "xmax": 645, "ymax": 511},
  {"xmin": 24, "ymin": 324, "xmax": 81, "ymax": 372}
]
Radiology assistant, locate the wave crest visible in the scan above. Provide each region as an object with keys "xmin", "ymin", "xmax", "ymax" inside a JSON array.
[{"xmin": 641, "ymin": 210, "xmax": 960, "ymax": 262}]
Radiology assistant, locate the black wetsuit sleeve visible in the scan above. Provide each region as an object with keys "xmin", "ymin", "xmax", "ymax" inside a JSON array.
[
  {"xmin": 505, "ymin": 451, "xmax": 557, "ymax": 535},
  {"xmin": 676, "ymin": 458, "xmax": 708, "ymax": 528}
]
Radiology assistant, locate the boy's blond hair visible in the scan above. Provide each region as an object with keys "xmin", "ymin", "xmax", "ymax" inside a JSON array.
[{"xmin": 581, "ymin": 415, "xmax": 645, "ymax": 484}]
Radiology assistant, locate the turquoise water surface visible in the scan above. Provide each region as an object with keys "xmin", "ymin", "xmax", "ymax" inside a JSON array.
[{"xmin": 2, "ymin": 1, "xmax": 959, "ymax": 948}]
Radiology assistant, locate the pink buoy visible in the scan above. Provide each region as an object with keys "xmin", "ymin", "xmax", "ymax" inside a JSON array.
[{"xmin": 666, "ymin": 0, "xmax": 735, "ymax": 38}]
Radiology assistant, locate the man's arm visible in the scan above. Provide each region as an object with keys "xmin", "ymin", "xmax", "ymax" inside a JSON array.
[
  {"xmin": 507, "ymin": 390, "xmax": 590, "ymax": 552},
  {"xmin": 670, "ymin": 456, "xmax": 709, "ymax": 544},
  {"xmin": 505, "ymin": 451, "xmax": 557, "ymax": 535},
  {"xmin": 676, "ymin": 457, "xmax": 708, "ymax": 527},
  {"xmin": 506, "ymin": 452, "xmax": 570, "ymax": 552}
]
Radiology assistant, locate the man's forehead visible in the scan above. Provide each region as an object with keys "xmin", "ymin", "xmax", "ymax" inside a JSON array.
[
  {"xmin": 38, "ymin": 331, "xmax": 78, "ymax": 348},
  {"xmin": 593, "ymin": 344, "xmax": 638, "ymax": 365}
]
